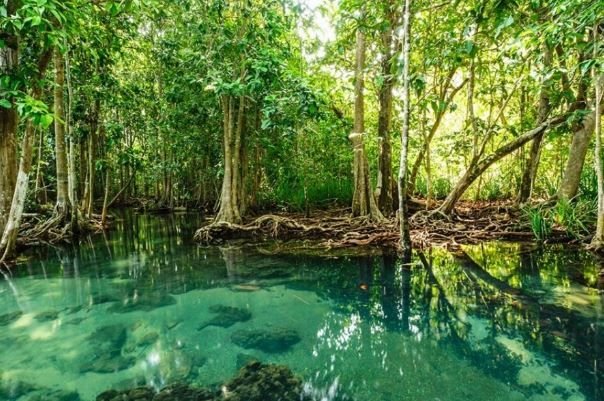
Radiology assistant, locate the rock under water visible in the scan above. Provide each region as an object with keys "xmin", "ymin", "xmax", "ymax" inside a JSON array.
[
  {"xmin": 95, "ymin": 362, "xmax": 307, "ymax": 401},
  {"xmin": 231, "ymin": 327, "xmax": 301, "ymax": 353},
  {"xmin": 198, "ymin": 305, "xmax": 252, "ymax": 330}
]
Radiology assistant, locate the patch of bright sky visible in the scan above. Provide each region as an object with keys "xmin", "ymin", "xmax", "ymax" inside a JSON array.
[{"xmin": 296, "ymin": 0, "xmax": 336, "ymax": 60}]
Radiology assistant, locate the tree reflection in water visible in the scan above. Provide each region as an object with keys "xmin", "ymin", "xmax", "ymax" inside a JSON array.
[{"xmin": 1, "ymin": 212, "xmax": 601, "ymax": 401}]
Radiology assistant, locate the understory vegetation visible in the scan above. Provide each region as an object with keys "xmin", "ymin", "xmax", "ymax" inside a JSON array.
[{"xmin": 0, "ymin": 0, "xmax": 603, "ymax": 258}]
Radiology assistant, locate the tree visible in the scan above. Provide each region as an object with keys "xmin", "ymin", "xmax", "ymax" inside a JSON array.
[
  {"xmin": 350, "ymin": 20, "xmax": 383, "ymax": 221},
  {"xmin": 398, "ymin": 0, "xmax": 412, "ymax": 254}
]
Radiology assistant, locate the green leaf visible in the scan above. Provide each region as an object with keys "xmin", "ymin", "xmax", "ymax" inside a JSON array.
[
  {"xmin": 39, "ymin": 114, "xmax": 53, "ymax": 128},
  {"xmin": 0, "ymin": 99, "xmax": 11, "ymax": 108}
]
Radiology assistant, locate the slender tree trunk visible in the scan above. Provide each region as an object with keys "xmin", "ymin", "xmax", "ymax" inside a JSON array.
[
  {"xmin": 518, "ymin": 45, "xmax": 553, "ymax": 203},
  {"xmin": 376, "ymin": 3, "xmax": 396, "ymax": 215},
  {"xmin": 437, "ymin": 116, "xmax": 566, "ymax": 214},
  {"xmin": 66, "ymin": 52, "xmax": 79, "ymax": 233},
  {"xmin": 34, "ymin": 127, "xmax": 47, "ymax": 205},
  {"xmin": 591, "ymin": 26, "xmax": 603, "ymax": 248},
  {"xmin": 398, "ymin": 0, "xmax": 412, "ymax": 256},
  {"xmin": 101, "ymin": 168, "xmax": 110, "ymax": 226},
  {"xmin": 350, "ymin": 26, "xmax": 383, "ymax": 221},
  {"xmin": 53, "ymin": 49, "xmax": 71, "ymax": 216},
  {"xmin": 86, "ymin": 101, "xmax": 99, "ymax": 218}
]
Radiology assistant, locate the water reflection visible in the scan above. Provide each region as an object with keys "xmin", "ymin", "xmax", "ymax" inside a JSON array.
[{"xmin": 0, "ymin": 212, "xmax": 601, "ymax": 401}]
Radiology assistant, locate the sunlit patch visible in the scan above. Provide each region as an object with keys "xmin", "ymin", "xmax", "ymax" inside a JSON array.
[
  {"xmin": 30, "ymin": 326, "xmax": 56, "ymax": 340},
  {"xmin": 147, "ymin": 351, "xmax": 161, "ymax": 366},
  {"xmin": 12, "ymin": 313, "xmax": 34, "ymax": 329}
]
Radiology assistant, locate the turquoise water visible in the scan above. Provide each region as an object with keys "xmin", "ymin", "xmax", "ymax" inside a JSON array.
[{"xmin": 0, "ymin": 212, "xmax": 602, "ymax": 401}]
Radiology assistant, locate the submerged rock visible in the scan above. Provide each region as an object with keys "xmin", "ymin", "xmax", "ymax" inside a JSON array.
[
  {"xmin": 88, "ymin": 324, "xmax": 128, "ymax": 354},
  {"xmin": 93, "ymin": 294, "xmax": 121, "ymax": 305},
  {"xmin": 198, "ymin": 305, "xmax": 251, "ymax": 330},
  {"xmin": 80, "ymin": 354, "xmax": 136, "ymax": 374},
  {"xmin": 153, "ymin": 383, "xmax": 214, "ymax": 401},
  {"xmin": 137, "ymin": 332, "xmax": 160, "ymax": 348},
  {"xmin": 231, "ymin": 327, "xmax": 301, "ymax": 353},
  {"xmin": 0, "ymin": 375, "xmax": 37, "ymax": 400},
  {"xmin": 108, "ymin": 292, "xmax": 176, "ymax": 313},
  {"xmin": 223, "ymin": 361, "xmax": 307, "ymax": 401},
  {"xmin": 96, "ymin": 362, "xmax": 306, "ymax": 401},
  {"xmin": 0, "ymin": 311, "xmax": 23, "ymax": 326},
  {"xmin": 79, "ymin": 324, "xmax": 133, "ymax": 373},
  {"xmin": 23, "ymin": 388, "xmax": 81, "ymax": 401},
  {"xmin": 34, "ymin": 310, "xmax": 60, "ymax": 322},
  {"xmin": 96, "ymin": 383, "xmax": 215, "ymax": 401},
  {"xmin": 96, "ymin": 386, "xmax": 154, "ymax": 401}
]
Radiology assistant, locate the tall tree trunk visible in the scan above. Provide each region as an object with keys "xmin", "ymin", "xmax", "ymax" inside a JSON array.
[
  {"xmin": 437, "ymin": 116, "xmax": 566, "ymax": 215},
  {"xmin": 398, "ymin": 0, "xmax": 412, "ymax": 256},
  {"xmin": 215, "ymin": 95, "xmax": 243, "ymax": 224},
  {"xmin": 591, "ymin": 26, "xmax": 603, "ymax": 248},
  {"xmin": 518, "ymin": 45, "xmax": 553, "ymax": 203},
  {"xmin": 350, "ymin": 26, "xmax": 383, "ymax": 221},
  {"xmin": 101, "ymin": 168, "xmax": 110, "ymax": 226},
  {"xmin": 558, "ymin": 54, "xmax": 591, "ymax": 201},
  {"xmin": 85, "ymin": 100, "xmax": 99, "ymax": 218},
  {"xmin": 34, "ymin": 127, "xmax": 47, "ymax": 205},
  {"xmin": 0, "ymin": 3, "xmax": 19, "ymax": 234},
  {"xmin": 53, "ymin": 49, "xmax": 71, "ymax": 216},
  {"xmin": 376, "ymin": 3, "xmax": 396, "ymax": 216},
  {"xmin": 66, "ymin": 52, "xmax": 79, "ymax": 233}
]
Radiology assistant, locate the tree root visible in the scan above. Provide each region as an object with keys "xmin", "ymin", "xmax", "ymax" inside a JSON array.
[
  {"xmin": 195, "ymin": 205, "xmax": 569, "ymax": 249},
  {"xmin": 20, "ymin": 210, "xmax": 108, "ymax": 246}
]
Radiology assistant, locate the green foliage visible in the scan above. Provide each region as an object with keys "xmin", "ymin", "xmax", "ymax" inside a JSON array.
[
  {"xmin": 523, "ymin": 204, "xmax": 552, "ymax": 242},
  {"xmin": 523, "ymin": 198, "xmax": 595, "ymax": 241}
]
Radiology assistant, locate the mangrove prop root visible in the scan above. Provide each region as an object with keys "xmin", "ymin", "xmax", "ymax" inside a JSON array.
[{"xmin": 195, "ymin": 203, "xmax": 571, "ymax": 249}]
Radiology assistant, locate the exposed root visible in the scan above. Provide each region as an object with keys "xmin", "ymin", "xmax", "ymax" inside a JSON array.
[
  {"xmin": 195, "ymin": 203, "xmax": 571, "ymax": 249},
  {"xmin": 19, "ymin": 211, "xmax": 108, "ymax": 246}
]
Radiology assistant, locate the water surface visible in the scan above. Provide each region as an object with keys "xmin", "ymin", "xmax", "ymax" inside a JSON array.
[{"xmin": 0, "ymin": 212, "xmax": 602, "ymax": 401}]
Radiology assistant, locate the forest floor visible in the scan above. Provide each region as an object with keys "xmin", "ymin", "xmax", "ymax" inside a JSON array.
[{"xmin": 194, "ymin": 200, "xmax": 575, "ymax": 250}]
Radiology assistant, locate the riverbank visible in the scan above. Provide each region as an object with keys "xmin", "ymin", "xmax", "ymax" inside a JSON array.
[{"xmin": 194, "ymin": 201, "xmax": 576, "ymax": 250}]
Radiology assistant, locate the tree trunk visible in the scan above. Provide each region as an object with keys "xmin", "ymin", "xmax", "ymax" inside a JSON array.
[
  {"xmin": 591, "ymin": 26, "xmax": 603, "ymax": 248},
  {"xmin": 398, "ymin": 0, "xmax": 412, "ymax": 256},
  {"xmin": 0, "ymin": 121, "xmax": 36, "ymax": 261},
  {"xmin": 558, "ymin": 111, "xmax": 597, "ymax": 200},
  {"xmin": 215, "ymin": 95, "xmax": 243, "ymax": 224},
  {"xmin": 350, "ymin": 27, "xmax": 383, "ymax": 221},
  {"xmin": 34, "ymin": 127, "xmax": 47, "ymax": 205},
  {"xmin": 101, "ymin": 168, "xmax": 110, "ymax": 226},
  {"xmin": 85, "ymin": 100, "xmax": 99, "ymax": 218},
  {"xmin": 66, "ymin": 52, "xmax": 79, "ymax": 233},
  {"xmin": 376, "ymin": 3, "xmax": 395, "ymax": 216},
  {"xmin": 53, "ymin": 49, "xmax": 71, "ymax": 216},
  {"xmin": 0, "ymin": 4, "xmax": 19, "ymax": 235},
  {"xmin": 518, "ymin": 45, "xmax": 553, "ymax": 203},
  {"xmin": 437, "ymin": 116, "xmax": 566, "ymax": 215}
]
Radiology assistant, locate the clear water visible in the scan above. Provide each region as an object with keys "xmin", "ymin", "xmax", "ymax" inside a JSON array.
[{"xmin": 1, "ymin": 212, "xmax": 602, "ymax": 401}]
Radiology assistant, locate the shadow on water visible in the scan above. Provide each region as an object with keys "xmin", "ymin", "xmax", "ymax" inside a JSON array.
[{"xmin": 0, "ymin": 211, "xmax": 602, "ymax": 401}]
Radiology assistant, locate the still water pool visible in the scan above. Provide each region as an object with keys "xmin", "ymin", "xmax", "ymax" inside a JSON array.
[{"xmin": 0, "ymin": 212, "xmax": 602, "ymax": 401}]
